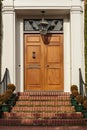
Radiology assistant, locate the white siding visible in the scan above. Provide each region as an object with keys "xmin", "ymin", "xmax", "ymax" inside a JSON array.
[{"xmin": 1, "ymin": 0, "xmax": 85, "ymax": 92}]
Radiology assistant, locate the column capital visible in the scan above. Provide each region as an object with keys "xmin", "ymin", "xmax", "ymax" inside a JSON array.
[
  {"xmin": 2, "ymin": 7, "xmax": 14, "ymax": 13},
  {"xmin": 2, "ymin": 0, "xmax": 14, "ymax": 13},
  {"xmin": 71, "ymin": 6, "xmax": 83, "ymax": 13},
  {"xmin": 71, "ymin": 0, "xmax": 82, "ymax": 6},
  {"xmin": 2, "ymin": 0, "xmax": 14, "ymax": 6}
]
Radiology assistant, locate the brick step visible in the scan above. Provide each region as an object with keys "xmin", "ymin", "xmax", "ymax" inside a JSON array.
[
  {"xmin": 3, "ymin": 112, "xmax": 83, "ymax": 119},
  {"xmin": 0, "ymin": 118, "xmax": 86, "ymax": 126},
  {"xmin": 16, "ymin": 101, "xmax": 71, "ymax": 106},
  {"xmin": 1, "ymin": 91, "xmax": 86, "ymax": 126},
  {"xmin": 18, "ymin": 91, "xmax": 70, "ymax": 96},
  {"xmin": 12, "ymin": 106, "xmax": 75, "ymax": 112},
  {"xmin": 18, "ymin": 96, "xmax": 70, "ymax": 101}
]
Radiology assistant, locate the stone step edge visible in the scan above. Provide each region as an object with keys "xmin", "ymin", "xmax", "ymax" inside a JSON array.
[
  {"xmin": 16, "ymin": 100, "xmax": 71, "ymax": 102},
  {"xmin": 18, "ymin": 99, "xmax": 71, "ymax": 101},
  {"xmin": 15, "ymin": 105, "xmax": 71, "ymax": 107},
  {"xmin": 2, "ymin": 117, "xmax": 84, "ymax": 119},
  {"xmin": 12, "ymin": 110, "xmax": 75, "ymax": 113},
  {"xmin": 3, "ymin": 111, "xmax": 82, "ymax": 114},
  {"xmin": 3, "ymin": 115, "xmax": 83, "ymax": 119},
  {"xmin": 18, "ymin": 95, "xmax": 70, "ymax": 97},
  {"xmin": 0, "ymin": 118, "xmax": 86, "ymax": 126},
  {"xmin": 3, "ymin": 112, "xmax": 83, "ymax": 118},
  {"xmin": 13, "ymin": 106, "xmax": 74, "ymax": 108},
  {"xmin": 18, "ymin": 92, "xmax": 70, "ymax": 96}
]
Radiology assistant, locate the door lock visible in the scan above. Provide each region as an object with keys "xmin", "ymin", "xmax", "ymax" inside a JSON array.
[{"xmin": 46, "ymin": 65, "xmax": 49, "ymax": 67}]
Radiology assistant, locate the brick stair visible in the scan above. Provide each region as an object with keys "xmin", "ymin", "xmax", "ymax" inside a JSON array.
[{"xmin": 0, "ymin": 91, "xmax": 87, "ymax": 126}]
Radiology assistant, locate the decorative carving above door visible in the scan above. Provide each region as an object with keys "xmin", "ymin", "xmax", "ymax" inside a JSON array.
[{"xmin": 24, "ymin": 19, "xmax": 63, "ymax": 33}]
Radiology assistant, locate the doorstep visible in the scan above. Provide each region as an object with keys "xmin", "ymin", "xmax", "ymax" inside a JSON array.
[{"xmin": 0, "ymin": 126, "xmax": 87, "ymax": 130}]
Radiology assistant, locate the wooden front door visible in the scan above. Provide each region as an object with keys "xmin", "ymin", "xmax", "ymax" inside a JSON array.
[{"xmin": 24, "ymin": 34, "xmax": 63, "ymax": 90}]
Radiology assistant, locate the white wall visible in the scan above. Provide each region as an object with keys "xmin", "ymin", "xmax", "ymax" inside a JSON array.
[
  {"xmin": 64, "ymin": 18, "xmax": 71, "ymax": 92},
  {"xmin": 70, "ymin": 6, "xmax": 84, "ymax": 87},
  {"xmin": 81, "ymin": 0, "xmax": 85, "ymax": 81},
  {"xmin": 1, "ymin": 0, "xmax": 85, "ymax": 92},
  {"xmin": 14, "ymin": 0, "xmax": 71, "ymax": 8},
  {"xmin": 2, "ymin": 9, "xmax": 15, "ymax": 83},
  {"xmin": 15, "ymin": 17, "xmax": 24, "ymax": 92}
]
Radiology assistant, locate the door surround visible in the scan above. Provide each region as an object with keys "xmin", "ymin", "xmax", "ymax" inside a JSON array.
[{"xmin": 15, "ymin": 17, "xmax": 71, "ymax": 92}]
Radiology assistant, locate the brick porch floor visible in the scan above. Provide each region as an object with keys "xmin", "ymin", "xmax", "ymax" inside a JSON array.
[{"xmin": 0, "ymin": 126, "xmax": 87, "ymax": 130}]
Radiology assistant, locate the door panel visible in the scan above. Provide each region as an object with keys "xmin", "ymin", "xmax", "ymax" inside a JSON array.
[
  {"xmin": 45, "ymin": 34, "xmax": 63, "ymax": 90},
  {"xmin": 24, "ymin": 34, "xmax": 44, "ymax": 90},
  {"xmin": 47, "ymin": 69, "xmax": 61, "ymax": 85},
  {"xmin": 47, "ymin": 46, "xmax": 60, "ymax": 63},
  {"xmin": 27, "ymin": 69, "xmax": 41, "ymax": 85},
  {"xmin": 24, "ymin": 34, "xmax": 63, "ymax": 90},
  {"xmin": 26, "ymin": 45, "xmax": 41, "ymax": 63},
  {"xmin": 26, "ymin": 35, "xmax": 40, "ymax": 43}
]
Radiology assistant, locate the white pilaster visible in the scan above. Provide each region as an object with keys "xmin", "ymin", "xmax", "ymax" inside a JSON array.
[
  {"xmin": 64, "ymin": 18, "xmax": 71, "ymax": 92},
  {"xmin": 15, "ymin": 18, "xmax": 24, "ymax": 92},
  {"xmin": 70, "ymin": 6, "xmax": 84, "ymax": 87},
  {"xmin": 2, "ymin": 6, "xmax": 15, "ymax": 83}
]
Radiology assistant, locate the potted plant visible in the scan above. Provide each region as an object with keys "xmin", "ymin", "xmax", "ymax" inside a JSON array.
[
  {"xmin": 76, "ymin": 94, "xmax": 83, "ymax": 103},
  {"xmin": 71, "ymin": 89, "xmax": 79, "ymax": 106},
  {"xmin": 2, "ymin": 89, "xmax": 13, "ymax": 103},
  {"xmin": 0, "ymin": 95, "xmax": 3, "ymax": 105},
  {"xmin": 82, "ymin": 100, "xmax": 87, "ymax": 118},
  {"xmin": 75, "ymin": 95, "xmax": 83, "ymax": 112},
  {"xmin": 70, "ymin": 85, "xmax": 78, "ymax": 91},
  {"xmin": 7, "ymin": 83, "xmax": 16, "ymax": 92},
  {"xmin": 71, "ymin": 99, "xmax": 78, "ymax": 106},
  {"xmin": 71, "ymin": 89, "xmax": 79, "ymax": 97},
  {"xmin": 1, "ymin": 104, "xmax": 11, "ymax": 112},
  {"xmin": 6, "ymin": 93, "xmax": 18, "ymax": 106},
  {"xmin": 1, "ymin": 89, "xmax": 13, "ymax": 112},
  {"xmin": 70, "ymin": 85, "xmax": 78, "ymax": 99},
  {"xmin": 0, "ymin": 104, "xmax": 2, "ymax": 118}
]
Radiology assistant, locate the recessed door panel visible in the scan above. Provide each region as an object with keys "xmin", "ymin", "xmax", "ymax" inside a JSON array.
[
  {"xmin": 47, "ymin": 68, "xmax": 61, "ymax": 85},
  {"xmin": 26, "ymin": 68, "xmax": 41, "ymax": 87},
  {"xmin": 44, "ymin": 34, "xmax": 63, "ymax": 90},
  {"xmin": 24, "ymin": 34, "xmax": 44, "ymax": 90},
  {"xmin": 47, "ymin": 46, "xmax": 60, "ymax": 63},
  {"xmin": 26, "ymin": 45, "xmax": 41, "ymax": 63}
]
